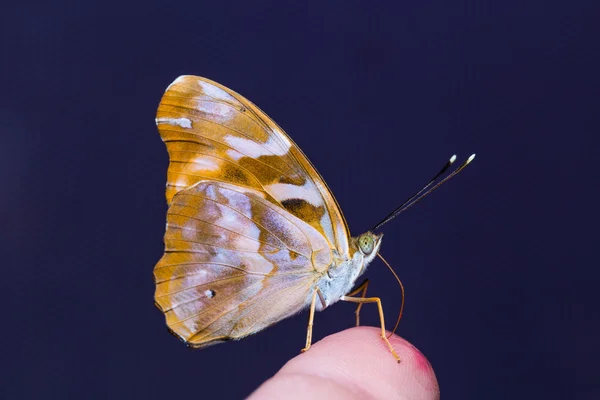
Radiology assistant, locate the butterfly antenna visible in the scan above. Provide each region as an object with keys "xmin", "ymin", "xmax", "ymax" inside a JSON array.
[
  {"xmin": 372, "ymin": 154, "xmax": 475, "ymax": 231},
  {"xmin": 377, "ymin": 253, "xmax": 404, "ymax": 338}
]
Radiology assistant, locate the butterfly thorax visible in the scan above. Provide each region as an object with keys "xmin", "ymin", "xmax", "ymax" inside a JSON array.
[{"xmin": 314, "ymin": 232, "xmax": 382, "ymax": 311}]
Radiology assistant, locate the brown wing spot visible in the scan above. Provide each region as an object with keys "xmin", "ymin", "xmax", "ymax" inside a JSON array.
[
  {"xmin": 238, "ymin": 154, "xmax": 306, "ymax": 186},
  {"xmin": 278, "ymin": 174, "xmax": 306, "ymax": 185},
  {"xmin": 281, "ymin": 198, "xmax": 326, "ymax": 228},
  {"xmin": 221, "ymin": 163, "xmax": 255, "ymax": 186},
  {"xmin": 288, "ymin": 249, "xmax": 300, "ymax": 261}
]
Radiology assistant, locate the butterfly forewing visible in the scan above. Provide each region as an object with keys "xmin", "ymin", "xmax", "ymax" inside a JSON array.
[
  {"xmin": 155, "ymin": 76, "xmax": 349, "ymax": 254},
  {"xmin": 154, "ymin": 181, "xmax": 332, "ymax": 346}
]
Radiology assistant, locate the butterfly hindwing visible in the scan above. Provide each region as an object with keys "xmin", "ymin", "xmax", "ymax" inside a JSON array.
[
  {"xmin": 154, "ymin": 181, "xmax": 332, "ymax": 346},
  {"xmin": 155, "ymin": 76, "xmax": 350, "ymax": 255}
]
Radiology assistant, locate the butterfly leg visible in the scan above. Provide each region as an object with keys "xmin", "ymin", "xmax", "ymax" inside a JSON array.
[
  {"xmin": 300, "ymin": 288, "xmax": 319, "ymax": 353},
  {"xmin": 346, "ymin": 279, "xmax": 369, "ymax": 327},
  {"xmin": 340, "ymin": 295, "xmax": 401, "ymax": 363}
]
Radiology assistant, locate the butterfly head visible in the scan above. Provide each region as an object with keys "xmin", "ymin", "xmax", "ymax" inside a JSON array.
[{"xmin": 356, "ymin": 231, "xmax": 383, "ymax": 267}]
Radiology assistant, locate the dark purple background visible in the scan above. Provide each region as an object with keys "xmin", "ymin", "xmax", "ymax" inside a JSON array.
[{"xmin": 3, "ymin": 1, "xmax": 599, "ymax": 399}]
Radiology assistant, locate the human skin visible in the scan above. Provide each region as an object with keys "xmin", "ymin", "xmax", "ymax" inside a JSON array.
[{"xmin": 248, "ymin": 327, "xmax": 440, "ymax": 400}]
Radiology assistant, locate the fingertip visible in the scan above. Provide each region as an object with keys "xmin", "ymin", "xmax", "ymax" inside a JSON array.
[{"xmin": 249, "ymin": 327, "xmax": 439, "ymax": 400}]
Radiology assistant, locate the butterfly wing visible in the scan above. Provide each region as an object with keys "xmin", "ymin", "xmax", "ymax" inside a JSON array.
[
  {"xmin": 156, "ymin": 76, "xmax": 350, "ymax": 256},
  {"xmin": 154, "ymin": 181, "xmax": 331, "ymax": 347}
]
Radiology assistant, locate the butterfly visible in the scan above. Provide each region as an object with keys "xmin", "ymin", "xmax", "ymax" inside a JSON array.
[{"xmin": 153, "ymin": 76, "xmax": 474, "ymax": 362}]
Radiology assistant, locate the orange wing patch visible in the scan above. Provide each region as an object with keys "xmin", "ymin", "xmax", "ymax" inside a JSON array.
[{"xmin": 156, "ymin": 76, "xmax": 350, "ymax": 255}]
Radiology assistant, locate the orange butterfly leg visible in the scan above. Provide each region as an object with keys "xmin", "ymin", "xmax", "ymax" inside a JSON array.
[
  {"xmin": 300, "ymin": 289, "xmax": 319, "ymax": 353},
  {"xmin": 340, "ymin": 295, "xmax": 401, "ymax": 363},
  {"xmin": 346, "ymin": 279, "xmax": 369, "ymax": 327}
]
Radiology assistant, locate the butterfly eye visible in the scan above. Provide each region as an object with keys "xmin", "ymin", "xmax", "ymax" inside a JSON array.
[{"xmin": 358, "ymin": 234, "xmax": 374, "ymax": 255}]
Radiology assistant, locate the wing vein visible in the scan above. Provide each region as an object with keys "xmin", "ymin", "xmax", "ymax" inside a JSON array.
[
  {"xmin": 169, "ymin": 278, "xmax": 265, "ymax": 328},
  {"xmin": 156, "ymin": 274, "xmax": 249, "ymax": 299},
  {"xmin": 160, "ymin": 102, "xmax": 301, "ymax": 175},
  {"xmin": 233, "ymin": 280, "xmax": 311, "ymax": 338},
  {"xmin": 161, "ymin": 131, "xmax": 294, "ymax": 177},
  {"xmin": 173, "ymin": 192, "xmax": 312, "ymax": 259},
  {"xmin": 165, "ymin": 215, "xmax": 282, "ymax": 251},
  {"xmin": 186, "ymin": 187, "xmax": 317, "ymax": 261}
]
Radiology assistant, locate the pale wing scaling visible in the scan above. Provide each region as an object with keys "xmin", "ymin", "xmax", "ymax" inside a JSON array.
[{"xmin": 155, "ymin": 181, "xmax": 331, "ymax": 346}]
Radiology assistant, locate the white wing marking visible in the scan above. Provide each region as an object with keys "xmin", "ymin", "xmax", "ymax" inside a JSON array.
[{"xmin": 156, "ymin": 117, "xmax": 192, "ymax": 129}]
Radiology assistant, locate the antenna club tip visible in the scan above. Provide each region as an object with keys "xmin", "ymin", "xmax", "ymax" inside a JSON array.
[
  {"xmin": 467, "ymin": 154, "xmax": 476, "ymax": 163},
  {"xmin": 449, "ymin": 154, "xmax": 457, "ymax": 163}
]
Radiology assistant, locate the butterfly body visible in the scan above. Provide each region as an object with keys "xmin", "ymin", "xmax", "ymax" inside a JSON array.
[
  {"xmin": 154, "ymin": 75, "xmax": 395, "ymax": 357},
  {"xmin": 314, "ymin": 235, "xmax": 382, "ymax": 311}
]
